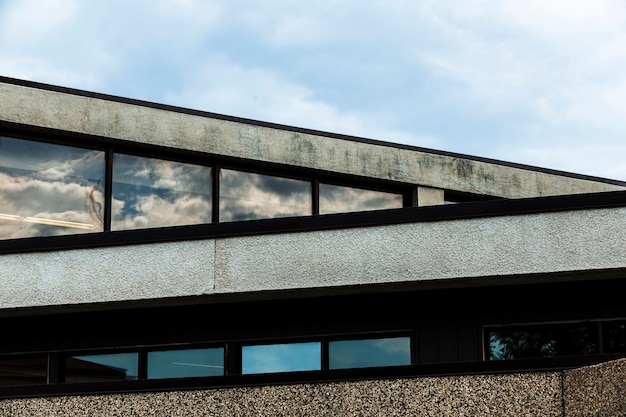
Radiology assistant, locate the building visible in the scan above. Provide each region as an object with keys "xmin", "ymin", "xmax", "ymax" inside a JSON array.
[{"xmin": 1, "ymin": 75, "xmax": 626, "ymax": 416}]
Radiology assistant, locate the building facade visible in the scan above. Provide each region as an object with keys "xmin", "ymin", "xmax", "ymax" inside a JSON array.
[{"xmin": 1, "ymin": 76, "xmax": 626, "ymax": 416}]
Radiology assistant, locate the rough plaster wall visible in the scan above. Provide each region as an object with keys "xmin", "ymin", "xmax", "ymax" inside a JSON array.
[
  {"xmin": 215, "ymin": 207, "xmax": 626, "ymax": 294},
  {"xmin": 0, "ymin": 240, "xmax": 215, "ymax": 310},
  {"xmin": 0, "ymin": 372, "xmax": 564, "ymax": 417},
  {"xmin": 1, "ymin": 207, "xmax": 625, "ymax": 311},
  {"xmin": 2, "ymin": 81, "xmax": 624, "ymax": 199}
]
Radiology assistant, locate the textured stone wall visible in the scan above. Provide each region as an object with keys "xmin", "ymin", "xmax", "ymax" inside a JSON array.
[
  {"xmin": 3, "ymin": 359, "xmax": 625, "ymax": 416},
  {"xmin": 0, "ymin": 372, "xmax": 564, "ymax": 417},
  {"xmin": 564, "ymin": 358, "xmax": 626, "ymax": 417}
]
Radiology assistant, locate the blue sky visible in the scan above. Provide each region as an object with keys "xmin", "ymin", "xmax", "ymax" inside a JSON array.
[{"xmin": 2, "ymin": 0, "xmax": 625, "ymax": 181}]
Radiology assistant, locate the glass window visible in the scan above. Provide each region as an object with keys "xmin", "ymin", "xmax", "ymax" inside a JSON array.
[
  {"xmin": 602, "ymin": 320, "xmax": 626, "ymax": 354},
  {"xmin": 64, "ymin": 352, "xmax": 138, "ymax": 383},
  {"xmin": 147, "ymin": 347, "xmax": 224, "ymax": 379},
  {"xmin": 0, "ymin": 136, "xmax": 105, "ymax": 239},
  {"xmin": 0, "ymin": 356, "xmax": 48, "ymax": 386},
  {"xmin": 487, "ymin": 322, "xmax": 599, "ymax": 360},
  {"xmin": 329, "ymin": 336, "xmax": 411, "ymax": 369},
  {"xmin": 111, "ymin": 154, "xmax": 212, "ymax": 230},
  {"xmin": 319, "ymin": 183, "xmax": 403, "ymax": 215},
  {"xmin": 242, "ymin": 342, "xmax": 321, "ymax": 374},
  {"xmin": 219, "ymin": 169, "xmax": 311, "ymax": 222}
]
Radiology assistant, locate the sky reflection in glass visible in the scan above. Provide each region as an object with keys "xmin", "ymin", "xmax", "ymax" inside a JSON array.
[
  {"xmin": 147, "ymin": 347, "xmax": 224, "ymax": 379},
  {"xmin": 65, "ymin": 353, "xmax": 138, "ymax": 383},
  {"xmin": 329, "ymin": 337, "xmax": 411, "ymax": 369},
  {"xmin": 0, "ymin": 136, "xmax": 105, "ymax": 239},
  {"xmin": 219, "ymin": 169, "xmax": 311, "ymax": 222},
  {"xmin": 112, "ymin": 154, "xmax": 212, "ymax": 230},
  {"xmin": 319, "ymin": 183, "xmax": 403, "ymax": 215},
  {"xmin": 242, "ymin": 342, "xmax": 321, "ymax": 374}
]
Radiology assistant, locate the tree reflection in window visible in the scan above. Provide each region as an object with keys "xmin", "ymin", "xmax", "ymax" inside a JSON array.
[
  {"xmin": 488, "ymin": 322, "xmax": 599, "ymax": 360},
  {"xmin": 0, "ymin": 136, "xmax": 105, "ymax": 239},
  {"xmin": 219, "ymin": 169, "xmax": 311, "ymax": 222},
  {"xmin": 319, "ymin": 183, "xmax": 402, "ymax": 215},
  {"xmin": 111, "ymin": 154, "xmax": 212, "ymax": 230},
  {"xmin": 603, "ymin": 321, "xmax": 626, "ymax": 354}
]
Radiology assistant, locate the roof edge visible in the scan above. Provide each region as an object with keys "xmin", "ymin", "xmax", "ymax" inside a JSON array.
[{"xmin": 2, "ymin": 75, "xmax": 625, "ymax": 187}]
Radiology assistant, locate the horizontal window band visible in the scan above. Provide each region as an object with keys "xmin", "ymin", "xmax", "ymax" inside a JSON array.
[
  {"xmin": 1, "ymin": 189, "xmax": 626, "ymax": 254},
  {"xmin": 1, "ymin": 354, "xmax": 623, "ymax": 400}
]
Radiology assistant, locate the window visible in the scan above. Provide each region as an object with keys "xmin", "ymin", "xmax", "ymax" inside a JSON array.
[
  {"xmin": 0, "ymin": 136, "xmax": 105, "ymax": 239},
  {"xmin": 242, "ymin": 342, "xmax": 321, "ymax": 374},
  {"xmin": 329, "ymin": 336, "xmax": 411, "ymax": 369},
  {"xmin": 219, "ymin": 169, "xmax": 311, "ymax": 222},
  {"xmin": 486, "ymin": 321, "xmax": 611, "ymax": 360},
  {"xmin": 1, "ymin": 135, "xmax": 411, "ymax": 243},
  {"xmin": 0, "ymin": 356, "xmax": 48, "ymax": 386},
  {"xmin": 319, "ymin": 183, "xmax": 403, "ymax": 214},
  {"xmin": 64, "ymin": 352, "xmax": 139, "ymax": 383},
  {"xmin": 147, "ymin": 347, "xmax": 224, "ymax": 379},
  {"xmin": 112, "ymin": 154, "xmax": 213, "ymax": 230}
]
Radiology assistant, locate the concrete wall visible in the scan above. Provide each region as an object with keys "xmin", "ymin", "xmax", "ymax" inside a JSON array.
[
  {"xmin": 2, "ymin": 80, "xmax": 624, "ymax": 199},
  {"xmin": 1, "ymin": 359, "xmax": 624, "ymax": 416},
  {"xmin": 2, "ymin": 206, "xmax": 625, "ymax": 313}
]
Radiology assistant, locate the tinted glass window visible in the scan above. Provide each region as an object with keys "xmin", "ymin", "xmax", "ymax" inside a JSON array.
[
  {"xmin": 488, "ymin": 323, "xmax": 599, "ymax": 360},
  {"xmin": 329, "ymin": 337, "xmax": 411, "ymax": 369},
  {"xmin": 112, "ymin": 154, "xmax": 212, "ymax": 230},
  {"xmin": 65, "ymin": 353, "xmax": 138, "ymax": 383},
  {"xmin": 603, "ymin": 320, "xmax": 626, "ymax": 354},
  {"xmin": 242, "ymin": 342, "xmax": 321, "ymax": 374},
  {"xmin": 0, "ymin": 137, "xmax": 105, "ymax": 239},
  {"xmin": 319, "ymin": 183, "xmax": 403, "ymax": 214},
  {"xmin": 219, "ymin": 169, "xmax": 311, "ymax": 222},
  {"xmin": 0, "ymin": 356, "xmax": 48, "ymax": 386},
  {"xmin": 147, "ymin": 347, "xmax": 224, "ymax": 379}
]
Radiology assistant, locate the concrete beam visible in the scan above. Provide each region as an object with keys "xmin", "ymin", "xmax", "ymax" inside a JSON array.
[
  {"xmin": 1, "ymin": 206, "xmax": 625, "ymax": 313},
  {"xmin": 2, "ymin": 80, "xmax": 624, "ymax": 199}
]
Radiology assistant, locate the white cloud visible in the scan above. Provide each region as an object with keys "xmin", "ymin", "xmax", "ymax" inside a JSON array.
[{"xmin": 1, "ymin": 0, "xmax": 625, "ymax": 180}]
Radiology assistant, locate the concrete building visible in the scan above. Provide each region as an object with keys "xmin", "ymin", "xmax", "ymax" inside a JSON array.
[{"xmin": 1, "ymin": 75, "xmax": 626, "ymax": 416}]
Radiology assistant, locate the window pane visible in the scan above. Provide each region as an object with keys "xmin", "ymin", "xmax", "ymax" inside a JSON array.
[
  {"xmin": 603, "ymin": 320, "xmax": 626, "ymax": 354},
  {"xmin": 0, "ymin": 356, "xmax": 48, "ymax": 386},
  {"xmin": 0, "ymin": 136, "xmax": 105, "ymax": 239},
  {"xmin": 219, "ymin": 169, "xmax": 311, "ymax": 222},
  {"xmin": 112, "ymin": 154, "xmax": 212, "ymax": 230},
  {"xmin": 147, "ymin": 347, "xmax": 224, "ymax": 379},
  {"xmin": 319, "ymin": 183, "xmax": 403, "ymax": 215},
  {"xmin": 329, "ymin": 337, "xmax": 411, "ymax": 369},
  {"xmin": 65, "ymin": 353, "xmax": 138, "ymax": 383},
  {"xmin": 487, "ymin": 323, "xmax": 599, "ymax": 360},
  {"xmin": 242, "ymin": 342, "xmax": 321, "ymax": 374}
]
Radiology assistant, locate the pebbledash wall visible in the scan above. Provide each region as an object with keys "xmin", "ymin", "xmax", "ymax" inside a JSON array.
[
  {"xmin": 2, "ymin": 76, "xmax": 626, "ymax": 416},
  {"xmin": 0, "ymin": 359, "xmax": 624, "ymax": 416}
]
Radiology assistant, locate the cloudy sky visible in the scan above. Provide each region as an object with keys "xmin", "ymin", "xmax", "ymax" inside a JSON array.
[{"xmin": 1, "ymin": 0, "xmax": 625, "ymax": 181}]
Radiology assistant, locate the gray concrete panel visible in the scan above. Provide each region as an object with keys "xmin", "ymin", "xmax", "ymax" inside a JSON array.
[
  {"xmin": 2, "ymin": 81, "xmax": 624, "ymax": 199},
  {"xmin": 214, "ymin": 207, "xmax": 626, "ymax": 294},
  {"xmin": 0, "ymin": 240, "xmax": 215, "ymax": 311},
  {"xmin": 1, "ymin": 207, "xmax": 623, "ymax": 312}
]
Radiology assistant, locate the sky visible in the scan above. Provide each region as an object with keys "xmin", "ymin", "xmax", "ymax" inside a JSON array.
[{"xmin": 1, "ymin": 0, "xmax": 626, "ymax": 182}]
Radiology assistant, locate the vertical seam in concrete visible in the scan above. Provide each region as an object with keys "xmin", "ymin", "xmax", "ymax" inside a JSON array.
[
  {"xmin": 212, "ymin": 239, "xmax": 217, "ymax": 291},
  {"xmin": 560, "ymin": 370, "xmax": 567, "ymax": 417}
]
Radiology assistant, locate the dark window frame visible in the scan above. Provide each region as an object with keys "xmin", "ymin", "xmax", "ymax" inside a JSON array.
[
  {"xmin": 482, "ymin": 318, "xmax": 626, "ymax": 361},
  {"xmin": 0, "ymin": 126, "xmax": 415, "ymax": 251}
]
